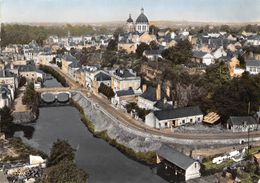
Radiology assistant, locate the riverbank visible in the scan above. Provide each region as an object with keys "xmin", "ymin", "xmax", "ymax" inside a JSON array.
[
  {"xmin": 12, "ymin": 87, "xmax": 39, "ymax": 124},
  {"xmin": 39, "ymin": 65, "xmax": 68, "ymax": 87},
  {"xmin": 0, "ymin": 136, "xmax": 47, "ymax": 163},
  {"xmin": 71, "ymin": 92, "xmax": 160, "ymax": 164}
]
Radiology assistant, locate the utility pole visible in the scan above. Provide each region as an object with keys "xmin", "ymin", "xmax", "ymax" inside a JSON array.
[
  {"xmin": 248, "ymin": 101, "xmax": 251, "ymax": 115},
  {"xmin": 248, "ymin": 127, "xmax": 250, "ymax": 157}
]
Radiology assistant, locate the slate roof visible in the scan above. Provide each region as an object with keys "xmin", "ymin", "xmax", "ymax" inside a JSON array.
[
  {"xmin": 114, "ymin": 69, "xmax": 135, "ymax": 78},
  {"xmin": 228, "ymin": 116, "xmax": 257, "ymax": 126},
  {"xmin": 127, "ymin": 14, "xmax": 134, "ymax": 23},
  {"xmin": 192, "ymin": 51, "xmax": 207, "ymax": 58},
  {"xmin": 154, "ymin": 106, "xmax": 203, "ymax": 121},
  {"xmin": 68, "ymin": 61, "xmax": 81, "ymax": 68},
  {"xmin": 154, "ymin": 101, "xmax": 173, "ymax": 110},
  {"xmin": 143, "ymin": 50, "xmax": 162, "ymax": 55},
  {"xmin": 140, "ymin": 86, "xmax": 171, "ymax": 102},
  {"xmin": 157, "ymin": 144, "xmax": 196, "ymax": 170},
  {"xmin": 94, "ymin": 72, "xmax": 111, "ymax": 81},
  {"xmin": 246, "ymin": 60, "xmax": 260, "ymax": 67},
  {"xmin": 18, "ymin": 64, "xmax": 36, "ymax": 72},
  {"xmin": 136, "ymin": 8, "xmax": 149, "ymax": 23},
  {"xmin": 140, "ymin": 86, "xmax": 160, "ymax": 101},
  {"xmin": 116, "ymin": 88, "xmax": 135, "ymax": 97},
  {"xmin": 62, "ymin": 54, "xmax": 77, "ymax": 62}
]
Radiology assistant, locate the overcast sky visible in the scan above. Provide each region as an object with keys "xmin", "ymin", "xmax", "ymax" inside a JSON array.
[{"xmin": 1, "ymin": 0, "xmax": 260, "ymax": 23}]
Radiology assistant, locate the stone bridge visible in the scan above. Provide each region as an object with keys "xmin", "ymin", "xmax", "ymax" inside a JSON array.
[
  {"xmin": 41, "ymin": 91, "xmax": 72, "ymax": 103},
  {"xmin": 36, "ymin": 87, "xmax": 75, "ymax": 103}
]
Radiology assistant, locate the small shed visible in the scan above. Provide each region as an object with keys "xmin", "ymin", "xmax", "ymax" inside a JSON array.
[{"xmin": 156, "ymin": 144, "xmax": 201, "ymax": 181}]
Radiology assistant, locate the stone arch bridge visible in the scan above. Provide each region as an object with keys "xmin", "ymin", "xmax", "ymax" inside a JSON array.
[{"xmin": 36, "ymin": 87, "xmax": 75, "ymax": 103}]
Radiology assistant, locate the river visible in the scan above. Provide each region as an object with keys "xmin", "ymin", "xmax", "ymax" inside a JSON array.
[{"xmin": 15, "ymin": 77, "xmax": 167, "ymax": 183}]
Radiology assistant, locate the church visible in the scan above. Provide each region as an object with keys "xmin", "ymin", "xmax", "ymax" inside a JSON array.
[{"xmin": 126, "ymin": 8, "xmax": 149, "ymax": 33}]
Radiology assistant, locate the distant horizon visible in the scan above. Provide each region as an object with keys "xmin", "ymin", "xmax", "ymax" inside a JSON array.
[
  {"xmin": 2, "ymin": 20, "xmax": 260, "ymax": 27},
  {"xmin": 1, "ymin": 0, "xmax": 260, "ymax": 24}
]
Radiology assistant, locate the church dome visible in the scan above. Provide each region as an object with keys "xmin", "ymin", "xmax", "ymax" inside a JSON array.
[
  {"xmin": 136, "ymin": 8, "xmax": 149, "ymax": 23},
  {"xmin": 127, "ymin": 14, "xmax": 133, "ymax": 23}
]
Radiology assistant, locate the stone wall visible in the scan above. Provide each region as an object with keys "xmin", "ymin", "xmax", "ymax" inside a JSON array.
[
  {"xmin": 72, "ymin": 92, "xmax": 161, "ymax": 152},
  {"xmin": 72, "ymin": 91, "xmax": 260, "ymax": 150}
]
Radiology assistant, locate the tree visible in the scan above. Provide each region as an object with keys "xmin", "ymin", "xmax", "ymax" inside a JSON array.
[
  {"xmin": 42, "ymin": 160, "xmax": 88, "ymax": 183},
  {"xmin": 42, "ymin": 140, "xmax": 88, "ymax": 183},
  {"xmin": 47, "ymin": 139, "xmax": 75, "ymax": 167},
  {"xmin": 0, "ymin": 106, "xmax": 13, "ymax": 133},
  {"xmin": 19, "ymin": 76, "xmax": 27, "ymax": 87},
  {"xmin": 107, "ymin": 39, "xmax": 118, "ymax": 51},
  {"xmin": 113, "ymin": 27, "xmax": 124, "ymax": 40},
  {"xmin": 22, "ymin": 82, "xmax": 36, "ymax": 105},
  {"xmin": 238, "ymin": 54, "xmax": 246, "ymax": 68},
  {"xmin": 149, "ymin": 40, "xmax": 159, "ymax": 50},
  {"xmin": 98, "ymin": 83, "xmax": 115, "ymax": 100},
  {"xmin": 136, "ymin": 43, "xmax": 150, "ymax": 58},
  {"xmin": 149, "ymin": 25, "xmax": 160, "ymax": 35},
  {"xmin": 162, "ymin": 39, "xmax": 193, "ymax": 65},
  {"xmin": 220, "ymin": 25, "xmax": 231, "ymax": 33}
]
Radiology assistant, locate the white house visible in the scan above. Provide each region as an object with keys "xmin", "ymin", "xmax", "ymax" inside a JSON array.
[
  {"xmin": 192, "ymin": 51, "xmax": 215, "ymax": 66},
  {"xmin": 246, "ymin": 60, "xmax": 260, "ymax": 74},
  {"xmin": 156, "ymin": 144, "xmax": 201, "ymax": 181},
  {"xmin": 143, "ymin": 50, "xmax": 162, "ymax": 61},
  {"xmin": 0, "ymin": 84, "xmax": 13, "ymax": 108},
  {"xmin": 213, "ymin": 46, "xmax": 227, "ymax": 59},
  {"xmin": 227, "ymin": 116, "xmax": 258, "ymax": 132},
  {"xmin": 145, "ymin": 106, "xmax": 203, "ymax": 129}
]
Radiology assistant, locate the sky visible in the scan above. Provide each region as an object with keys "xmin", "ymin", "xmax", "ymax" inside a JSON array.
[{"xmin": 1, "ymin": 0, "xmax": 260, "ymax": 23}]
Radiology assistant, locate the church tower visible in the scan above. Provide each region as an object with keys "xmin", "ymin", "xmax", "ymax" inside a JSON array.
[
  {"xmin": 135, "ymin": 8, "xmax": 149, "ymax": 33},
  {"xmin": 126, "ymin": 14, "xmax": 134, "ymax": 33}
]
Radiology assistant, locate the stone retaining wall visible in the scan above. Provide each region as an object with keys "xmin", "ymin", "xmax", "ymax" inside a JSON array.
[{"xmin": 72, "ymin": 92, "xmax": 260, "ymax": 151}]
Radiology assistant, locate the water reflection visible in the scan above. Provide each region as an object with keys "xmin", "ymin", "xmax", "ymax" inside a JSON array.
[{"xmin": 6, "ymin": 123, "xmax": 35, "ymax": 139}]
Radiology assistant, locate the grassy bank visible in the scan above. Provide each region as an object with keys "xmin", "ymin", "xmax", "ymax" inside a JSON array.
[
  {"xmin": 70, "ymin": 100, "xmax": 156, "ymax": 165},
  {"xmin": 39, "ymin": 65, "xmax": 68, "ymax": 87},
  {"xmin": 1, "ymin": 138, "xmax": 47, "ymax": 163}
]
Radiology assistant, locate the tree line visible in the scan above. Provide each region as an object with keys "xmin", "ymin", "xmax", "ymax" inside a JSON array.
[{"xmin": 0, "ymin": 24, "xmax": 112, "ymax": 47}]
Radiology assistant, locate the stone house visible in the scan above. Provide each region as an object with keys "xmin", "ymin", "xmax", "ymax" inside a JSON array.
[
  {"xmin": 110, "ymin": 68, "xmax": 140, "ymax": 91},
  {"xmin": 145, "ymin": 106, "xmax": 203, "ymax": 129},
  {"xmin": 227, "ymin": 116, "xmax": 258, "ymax": 132},
  {"xmin": 137, "ymin": 84, "xmax": 172, "ymax": 111}
]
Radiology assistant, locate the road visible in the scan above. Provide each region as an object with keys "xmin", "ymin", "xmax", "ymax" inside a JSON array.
[{"xmin": 50, "ymin": 66, "xmax": 260, "ymax": 141}]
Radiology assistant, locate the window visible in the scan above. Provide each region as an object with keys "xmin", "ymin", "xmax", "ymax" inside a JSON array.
[
  {"xmin": 194, "ymin": 163, "xmax": 197, "ymax": 168},
  {"xmin": 198, "ymin": 117, "xmax": 200, "ymax": 121},
  {"xmin": 182, "ymin": 120, "xmax": 185, "ymax": 124},
  {"xmin": 190, "ymin": 118, "xmax": 193, "ymax": 122},
  {"xmin": 165, "ymin": 122, "xmax": 167, "ymax": 127}
]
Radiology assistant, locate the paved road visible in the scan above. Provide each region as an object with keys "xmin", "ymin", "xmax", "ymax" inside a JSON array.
[{"xmin": 50, "ymin": 66, "xmax": 260, "ymax": 141}]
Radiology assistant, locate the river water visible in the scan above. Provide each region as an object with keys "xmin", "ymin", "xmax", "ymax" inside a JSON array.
[{"xmin": 15, "ymin": 78, "xmax": 167, "ymax": 183}]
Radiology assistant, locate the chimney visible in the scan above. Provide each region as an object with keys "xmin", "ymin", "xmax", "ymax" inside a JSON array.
[
  {"xmin": 166, "ymin": 85, "xmax": 171, "ymax": 98},
  {"xmin": 156, "ymin": 84, "xmax": 161, "ymax": 101},
  {"xmin": 142, "ymin": 84, "xmax": 147, "ymax": 92}
]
